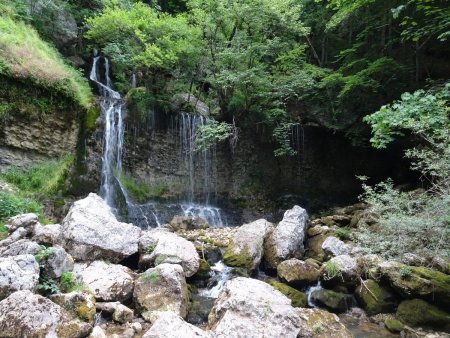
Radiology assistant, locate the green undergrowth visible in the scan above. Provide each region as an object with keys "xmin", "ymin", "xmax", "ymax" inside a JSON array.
[
  {"xmin": 0, "ymin": 16, "xmax": 92, "ymax": 111},
  {"xmin": 0, "ymin": 155, "xmax": 74, "ymax": 226},
  {"xmin": 117, "ymin": 171, "xmax": 151, "ymax": 203}
]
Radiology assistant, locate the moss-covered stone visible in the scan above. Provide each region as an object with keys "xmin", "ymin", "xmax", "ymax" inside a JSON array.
[
  {"xmin": 355, "ymin": 279, "xmax": 397, "ymax": 315},
  {"xmin": 267, "ymin": 280, "xmax": 307, "ymax": 307},
  {"xmin": 396, "ymin": 299, "xmax": 450, "ymax": 329},
  {"xmin": 310, "ymin": 288, "xmax": 353, "ymax": 313},
  {"xmin": 384, "ymin": 319, "xmax": 404, "ymax": 333},
  {"xmin": 195, "ymin": 259, "xmax": 211, "ymax": 279},
  {"xmin": 381, "ymin": 263, "xmax": 450, "ymax": 309},
  {"xmin": 223, "ymin": 244, "xmax": 253, "ymax": 272}
]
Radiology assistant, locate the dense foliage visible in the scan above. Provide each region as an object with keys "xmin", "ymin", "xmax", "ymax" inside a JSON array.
[{"xmin": 357, "ymin": 84, "xmax": 450, "ymax": 259}]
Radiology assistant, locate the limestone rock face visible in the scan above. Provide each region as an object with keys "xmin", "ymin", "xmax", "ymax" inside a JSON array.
[
  {"xmin": 133, "ymin": 263, "xmax": 189, "ymax": 322},
  {"xmin": 0, "ymin": 290, "xmax": 91, "ymax": 338},
  {"xmin": 264, "ymin": 205, "xmax": 309, "ymax": 269},
  {"xmin": 296, "ymin": 308, "xmax": 352, "ymax": 338},
  {"xmin": 208, "ymin": 277, "xmax": 302, "ymax": 338},
  {"xmin": 277, "ymin": 258, "xmax": 321, "ymax": 286},
  {"xmin": 32, "ymin": 223, "xmax": 61, "ymax": 245},
  {"xmin": 72, "ymin": 261, "xmax": 134, "ymax": 302},
  {"xmin": 139, "ymin": 230, "xmax": 200, "ymax": 277},
  {"xmin": 0, "ymin": 254, "xmax": 39, "ymax": 299},
  {"xmin": 169, "ymin": 216, "xmax": 209, "ymax": 231},
  {"xmin": 142, "ymin": 311, "xmax": 212, "ymax": 338},
  {"xmin": 59, "ymin": 193, "xmax": 141, "ymax": 263},
  {"xmin": 6, "ymin": 213, "xmax": 38, "ymax": 232},
  {"xmin": 223, "ymin": 219, "xmax": 274, "ymax": 272},
  {"xmin": 321, "ymin": 236, "xmax": 352, "ymax": 257},
  {"xmin": 0, "ymin": 239, "xmax": 40, "ymax": 257}
]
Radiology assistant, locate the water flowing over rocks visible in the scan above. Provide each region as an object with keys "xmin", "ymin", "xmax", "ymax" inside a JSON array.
[
  {"xmin": 208, "ymin": 277, "xmax": 302, "ymax": 338},
  {"xmin": 223, "ymin": 219, "xmax": 274, "ymax": 272},
  {"xmin": 264, "ymin": 205, "xmax": 309, "ymax": 270},
  {"xmin": 72, "ymin": 260, "xmax": 135, "ymax": 302},
  {"xmin": 59, "ymin": 193, "xmax": 141, "ymax": 263},
  {"xmin": 0, "ymin": 254, "xmax": 39, "ymax": 299},
  {"xmin": 142, "ymin": 311, "xmax": 212, "ymax": 338},
  {"xmin": 139, "ymin": 229, "xmax": 200, "ymax": 277},
  {"xmin": 133, "ymin": 263, "xmax": 189, "ymax": 322}
]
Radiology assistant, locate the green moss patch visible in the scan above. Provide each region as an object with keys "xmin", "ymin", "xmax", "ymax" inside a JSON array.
[{"xmin": 267, "ymin": 280, "xmax": 307, "ymax": 308}]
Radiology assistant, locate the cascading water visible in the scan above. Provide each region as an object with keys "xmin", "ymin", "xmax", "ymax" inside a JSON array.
[
  {"xmin": 177, "ymin": 112, "xmax": 225, "ymax": 227},
  {"xmin": 90, "ymin": 54, "xmax": 124, "ymax": 210},
  {"xmin": 91, "ymin": 55, "xmax": 226, "ymax": 228}
]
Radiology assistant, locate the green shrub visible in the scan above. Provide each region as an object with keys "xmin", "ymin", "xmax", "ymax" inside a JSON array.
[
  {"xmin": 335, "ymin": 227, "xmax": 351, "ymax": 241},
  {"xmin": 0, "ymin": 223, "xmax": 8, "ymax": 240},
  {"xmin": 60, "ymin": 271, "xmax": 85, "ymax": 292},
  {"xmin": 117, "ymin": 171, "xmax": 151, "ymax": 203},
  {"xmin": 0, "ymin": 17, "xmax": 92, "ymax": 110},
  {"xmin": 323, "ymin": 261, "xmax": 342, "ymax": 281},
  {"xmin": 0, "ymin": 190, "xmax": 43, "ymax": 224},
  {"xmin": 2, "ymin": 155, "xmax": 74, "ymax": 196}
]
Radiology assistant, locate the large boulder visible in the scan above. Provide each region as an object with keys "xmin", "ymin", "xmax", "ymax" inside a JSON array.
[
  {"xmin": 223, "ymin": 219, "xmax": 274, "ymax": 273},
  {"xmin": 208, "ymin": 277, "xmax": 302, "ymax": 338},
  {"xmin": 32, "ymin": 223, "xmax": 61, "ymax": 245},
  {"xmin": 142, "ymin": 311, "xmax": 212, "ymax": 338},
  {"xmin": 355, "ymin": 279, "xmax": 397, "ymax": 315},
  {"xmin": 134, "ymin": 263, "xmax": 189, "ymax": 322},
  {"xmin": 321, "ymin": 236, "xmax": 352, "ymax": 257},
  {"xmin": 323, "ymin": 255, "xmax": 361, "ymax": 286},
  {"xmin": 139, "ymin": 230, "xmax": 200, "ymax": 277},
  {"xmin": 72, "ymin": 261, "xmax": 134, "ymax": 302},
  {"xmin": 378, "ymin": 262, "xmax": 450, "ymax": 309},
  {"xmin": 309, "ymin": 288, "xmax": 354, "ymax": 313},
  {"xmin": 0, "ymin": 239, "xmax": 40, "ymax": 257},
  {"xmin": 169, "ymin": 216, "xmax": 209, "ymax": 231},
  {"xmin": 264, "ymin": 205, "xmax": 308, "ymax": 269},
  {"xmin": 296, "ymin": 308, "xmax": 352, "ymax": 338},
  {"xmin": 6, "ymin": 213, "xmax": 38, "ymax": 232},
  {"xmin": 0, "ymin": 290, "xmax": 91, "ymax": 338},
  {"xmin": 0, "ymin": 254, "xmax": 39, "ymax": 299},
  {"xmin": 396, "ymin": 299, "xmax": 450, "ymax": 329},
  {"xmin": 44, "ymin": 245, "xmax": 74, "ymax": 279},
  {"xmin": 277, "ymin": 258, "xmax": 321, "ymax": 286},
  {"xmin": 267, "ymin": 280, "xmax": 307, "ymax": 307},
  {"xmin": 59, "ymin": 193, "xmax": 141, "ymax": 263},
  {"xmin": 50, "ymin": 291, "xmax": 96, "ymax": 323}
]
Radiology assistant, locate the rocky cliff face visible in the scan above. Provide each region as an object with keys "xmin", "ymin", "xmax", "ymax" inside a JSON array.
[{"xmin": 121, "ymin": 111, "xmax": 412, "ymax": 216}]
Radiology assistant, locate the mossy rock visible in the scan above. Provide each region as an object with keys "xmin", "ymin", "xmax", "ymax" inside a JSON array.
[
  {"xmin": 267, "ymin": 280, "xmax": 307, "ymax": 307},
  {"xmin": 396, "ymin": 299, "xmax": 450, "ymax": 329},
  {"xmin": 223, "ymin": 244, "xmax": 253, "ymax": 272},
  {"xmin": 384, "ymin": 319, "xmax": 404, "ymax": 333},
  {"xmin": 355, "ymin": 279, "xmax": 397, "ymax": 315},
  {"xmin": 195, "ymin": 259, "xmax": 211, "ymax": 279},
  {"xmin": 310, "ymin": 288, "xmax": 354, "ymax": 313},
  {"xmin": 382, "ymin": 263, "xmax": 450, "ymax": 309}
]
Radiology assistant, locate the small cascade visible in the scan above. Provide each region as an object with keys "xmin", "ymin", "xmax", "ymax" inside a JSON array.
[
  {"xmin": 90, "ymin": 55, "xmax": 124, "ymax": 209},
  {"xmin": 199, "ymin": 261, "xmax": 234, "ymax": 298},
  {"xmin": 181, "ymin": 204, "xmax": 225, "ymax": 227},
  {"xmin": 306, "ymin": 281, "xmax": 323, "ymax": 307}
]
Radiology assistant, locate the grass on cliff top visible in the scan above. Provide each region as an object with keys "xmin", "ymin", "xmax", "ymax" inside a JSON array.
[{"xmin": 0, "ymin": 16, "xmax": 92, "ymax": 110}]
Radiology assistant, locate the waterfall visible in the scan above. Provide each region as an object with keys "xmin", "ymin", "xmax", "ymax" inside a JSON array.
[
  {"xmin": 177, "ymin": 112, "xmax": 225, "ymax": 227},
  {"xmin": 90, "ymin": 55, "xmax": 124, "ymax": 209},
  {"xmin": 90, "ymin": 55, "xmax": 227, "ymax": 228}
]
